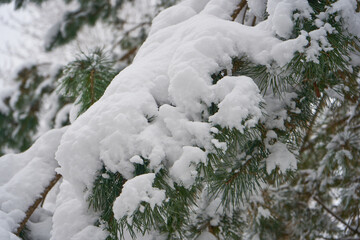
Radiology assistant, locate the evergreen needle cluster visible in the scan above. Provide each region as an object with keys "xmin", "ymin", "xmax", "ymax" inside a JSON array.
[{"xmin": 59, "ymin": 48, "xmax": 117, "ymax": 116}]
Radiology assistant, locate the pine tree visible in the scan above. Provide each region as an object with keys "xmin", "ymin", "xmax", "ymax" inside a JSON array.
[{"xmin": 0, "ymin": 0, "xmax": 359, "ymax": 240}]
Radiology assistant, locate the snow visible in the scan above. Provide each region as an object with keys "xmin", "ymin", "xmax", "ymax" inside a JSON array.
[
  {"xmin": 265, "ymin": 0, "xmax": 312, "ymax": 39},
  {"xmin": 149, "ymin": 5, "xmax": 197, "ymax": 36},
  {"xmin": 0, "ymin": 128, "xmax": 66, "ymax": 238},
  {"xmin": 256, "ymin": 206, "xmax": 271, "ymax": 221},
  {"xmin": 209, "ymin": 76, "xmax": 262, "ymax": 132},
  {"xmin": 129, "ymin": 155, "xmax": 144, "ymax": 165},
  {"xmin": 201, "ymin": 196, "xmax": 224, "ymax": 226},
  {"xmin": 113, "ymin": 173, "xmax": 165, "ymax": 220},
  {"xmin": 330, "ymin": 0, "xmax": 360, "ymax": 38},
  {"xmin": 263, "ymin": 92, "xmax": 298, "ymax": 130},
  {"xmin": 248, "ymin": 0, "xmax": 267, "ymax": 18},
  {"xmin": 53, "ymin": 0, "xmax": 309, "ymax": 237},
  {"xmin": 50, "ymin": 180, "xmax": 107, "ymax": 240},
  {"xmin": 26, "ymin": 208, "xmax": 53, "ymax": 240},
  {"xmin": 265, "ymin": 129, "xmax": 297, "ymax": 174},
  {"xmin": 306, "ymin": 23, "xmax": 335, "ymax": 63},
  {"xmin": 5, "ymin": 0, "xmax": 356, "ymax": 238},
  {"xmin": 266, "ymin": 142, "xmax": 297, "ymax": 174},
  {"xmin": 169, "ymin": 146, "xmax": 207, "ymax": 188},
  {"xmin": 196, "ymin": 231, "xmax": 218, "ymax": 240}
]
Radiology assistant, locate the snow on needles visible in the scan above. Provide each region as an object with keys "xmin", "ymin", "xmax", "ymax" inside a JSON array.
[
  {"xmin": 56, "ymin": 0, "xmax": 305, "ymax": 193},
  {"xmin": 113, "ymin": 173, "xmax": 165, "ymax": 220},
  {"xmin": 53, "ymin": 0, "xmax": 311, "ymax": 237}
]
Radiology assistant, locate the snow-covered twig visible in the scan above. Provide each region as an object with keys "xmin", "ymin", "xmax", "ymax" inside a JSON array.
[{"xmin": 15, "ymin": 173, "xmax": 62, "ymax": 236}]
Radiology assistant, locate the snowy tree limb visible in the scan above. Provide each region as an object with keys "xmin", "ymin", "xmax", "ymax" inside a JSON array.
[{"xmin": 15, "ymin": 173, "xmax": 62, "ymax": 236}]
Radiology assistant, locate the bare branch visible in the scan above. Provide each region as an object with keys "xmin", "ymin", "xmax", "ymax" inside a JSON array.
[{"xmin": 313, "ymin": 196, "xmax": 360, "ymax": 235}]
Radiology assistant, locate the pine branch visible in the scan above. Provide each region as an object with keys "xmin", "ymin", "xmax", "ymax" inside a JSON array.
[
  {"xmin": 299, "ymin": 95, "xmax": 326, "ymax": 154},
  {"xmin": 16, "ymin": 173, "xmax": 62, "ymax": 236},
  {"xmin": 313, "ymin": 196, "xmax": 360, "ymax": 235},
  {"xmin": 224, "ymin": 157, "xmax": 253, "ymax": 185}
]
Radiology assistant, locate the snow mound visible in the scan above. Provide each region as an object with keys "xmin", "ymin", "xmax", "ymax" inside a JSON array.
[{"xmin": 113, "ymin": 173, "xmax": 165, "ymax": 220}]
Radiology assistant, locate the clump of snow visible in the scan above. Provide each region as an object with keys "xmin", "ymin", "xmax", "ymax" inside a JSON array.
[
  {"xmin": 265, "ymin": 130, "xmax": 297, "ymax": 174},
  {"xmin": 256, "ymin": 206, "xmax": 271, "ymax": 221},
  {"xmin": 248, "ymin": 0, "xmax": 267, "ymax": 18},
  {"xmin": 170, "ymin": 146, "xmax": 207, "ymax": 188},
  {"xmin": 306, "ymin": 23, "xmax": 335, "ymax": 63},
  {"xmin": 113, "ymin": 173, "xmax": 165, "ymax": 220},
  {"xmin": 263, "ymin": 92, "xmax": 298, "ymax": 130},
  {"xmin": 129, "ymin": 155, "xmax": 144, "ymax": 165},
  {"xmin": 265, "ymin": 140, "xmax": 297, "ymax": 174},
  {"xmin": 330, "ymin": 0, "xmax": 360, "ymax": 38},
  {"xmin": 265, "ymin": 0, "xmax": 312, "ymax": 39},
  {"xmin": 209, "ymin": 76, "xmax": 262, "ymax": 132}
]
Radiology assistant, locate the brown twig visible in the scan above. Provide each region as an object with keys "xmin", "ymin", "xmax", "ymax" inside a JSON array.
[
  {"xmin": 251, "ymin": 16, "xmax": 257, "ymax": 26},
  {"xmin": 231, "ymin": 0, "xmax": 247, "ymax": 21},
  {"xmin": 16, "ymin": 174, "xmax": 62, "ymax": 236},
  {"xmin": 313, "ymin": 196, "xmax": 360, "ymax": 235}
]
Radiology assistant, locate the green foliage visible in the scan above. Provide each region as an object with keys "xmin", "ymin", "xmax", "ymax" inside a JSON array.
[
  {"xmin": 60, "ymin": 48, "xmax": 118, "ymax": 116},
  {"xmin": 207, "ymin": 126, "xmax": 267, "ymax": 207},
  {"xmin": 89, "ymin": 167, "xmax": 125, "ymax": 240}
]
